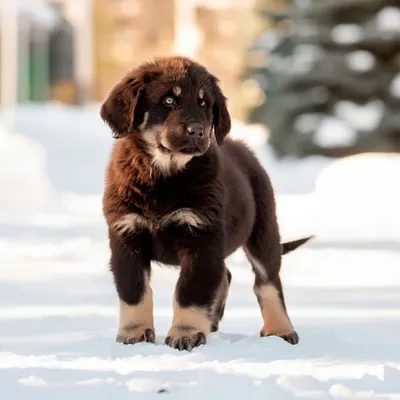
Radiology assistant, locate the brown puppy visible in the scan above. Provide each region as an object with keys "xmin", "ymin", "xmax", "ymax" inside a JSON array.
[{"xmin": 100, "ymin": 56, "xmax": 312, "ymax": 351}]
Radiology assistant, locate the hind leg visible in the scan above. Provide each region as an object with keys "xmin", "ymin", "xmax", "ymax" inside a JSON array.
[
  {"xmin": 243, "ymin": 166, "xmax": 299, "ymax": 344},
  {"xmin": 210, "ymin": 267, "xmax": 232, "ymax": 332},
  {"xmin": 244, "ymin": 240, "xmax": 298, "ymax": 344}
]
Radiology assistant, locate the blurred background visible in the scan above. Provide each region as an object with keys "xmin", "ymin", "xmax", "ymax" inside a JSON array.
[
  {"xmin": 2, "ymin": 0, "xmax": 400, "ymax": 155},
  {"xmin": 1, "ymin": 0, "xmax": 400, "ymax": 242},
  {"xmin": 1, "ymin": 0, "xmax": 400, "ymax": 397}
]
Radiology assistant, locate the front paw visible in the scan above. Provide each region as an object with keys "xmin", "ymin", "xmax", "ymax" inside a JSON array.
[
  {"xmin": 117, "ymin": 325, "xmax": 155, "ymax": 345},
  {"xmin": 165, "ymin": 325, "xmax": 206, "ymax": 351}
]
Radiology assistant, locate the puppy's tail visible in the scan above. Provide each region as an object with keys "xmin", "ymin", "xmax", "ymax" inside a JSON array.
[{"xmin": 281, "ymin": 236, "xmax": 314, "ymax": 255}]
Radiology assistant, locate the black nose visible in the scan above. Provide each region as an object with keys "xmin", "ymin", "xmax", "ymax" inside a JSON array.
[{"xmin": 186, "ymin": 123, "xmax": 204, "ymax": 137}]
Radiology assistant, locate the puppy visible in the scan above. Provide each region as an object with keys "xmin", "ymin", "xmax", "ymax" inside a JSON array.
[{"xmin": 100, "ymin": 56, "xmax": 312, "ymax": 351}]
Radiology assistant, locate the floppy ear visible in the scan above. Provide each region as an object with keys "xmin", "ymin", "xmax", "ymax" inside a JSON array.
[
  {"xmin": 100, "ymin": 77, "xmax": 144, "ymax": 139},
  {"xmin": 212, "ymin": 79, "xmax": 231, "ymax": 145}
]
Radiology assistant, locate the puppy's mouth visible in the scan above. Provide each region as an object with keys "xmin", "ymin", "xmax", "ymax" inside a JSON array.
[
  {"xmin": 179, "ymin": 146, "xmax": 204, "ymax": 155},
  {"xmin": 158, "ymin": 143, "xmax": 206, "ymax": 156}
]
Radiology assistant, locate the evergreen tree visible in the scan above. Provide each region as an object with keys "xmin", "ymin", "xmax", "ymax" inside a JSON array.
[{"xmin": 246, "ymin": 0, "xmax": 400, "ymax": 158}]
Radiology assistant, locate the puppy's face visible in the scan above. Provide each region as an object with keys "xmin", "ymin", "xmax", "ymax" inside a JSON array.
[
  {"xmin": 100, "ymin": 57, "xmax": 231, "ymax": 166},
  {"xmin": 141, "ymin": 82, "xmax": 213, "ymax": 156}
]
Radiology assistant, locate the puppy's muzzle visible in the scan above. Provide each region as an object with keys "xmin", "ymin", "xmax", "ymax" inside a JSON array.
[{"xmin": 181, "ymin": 122, "xmax": 208, "ymax": 154}]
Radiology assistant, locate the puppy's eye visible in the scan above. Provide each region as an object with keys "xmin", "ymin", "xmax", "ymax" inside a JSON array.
[
  {"xmin": 163, "ymin": 96, "xmax": 176, "ymax": 108},
  {"xmin": 200, "ymin": 99, "xmax": 206, "ymax": 107}
]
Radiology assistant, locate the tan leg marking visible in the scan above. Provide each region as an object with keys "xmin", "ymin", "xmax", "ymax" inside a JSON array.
[
  {"xmin": 254, "ymin": 284, "xmax": 294, "ymax": 337},
  {"xmin": 244, "ymin": 247, "xmax": 268, "ymax": 280},
  {"xmin": 165, "ymin": 298, "xmax": 210, "ymax": 351},
  {"xmin": 117, "ymin": 273, "xmax": 155, "ymax": 344},
  {"xmin": 210, "ymin": 269, "xmax": 230, "ymax": 332}
]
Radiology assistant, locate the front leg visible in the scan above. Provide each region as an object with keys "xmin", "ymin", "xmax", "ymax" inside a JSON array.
[
  {"xmin": 210, "ymin": 266, "xmax": 232, "ymax": 332},
  {"xmin": 165, "ymin": 232, "xmax": 225, "ymax": 351},
  {"xmin": 109, "ymin": 229, "xmax": 155, "ymax": 345}
]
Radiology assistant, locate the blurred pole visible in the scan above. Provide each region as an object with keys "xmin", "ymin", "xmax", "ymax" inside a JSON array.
[
  {"xmin": 0, "ymin": 0, "xmax": 18, "ymax": 131},
  {"xmin": 77, "ymin": 0, "xmax": 93, "ymax": 104},
  {"xmin": 67, "ymin": 0, "xmax": 93, "ymax": 105},
  {"xmin": 19, "ymin": 13, "xmax": 31, "ymax": 102},
  {"xmin": 173, "ymin": 0, "xmax": 200, "ymax": 57}
]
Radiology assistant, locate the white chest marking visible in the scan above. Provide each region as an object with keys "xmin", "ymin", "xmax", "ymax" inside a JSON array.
[
  {"xmin": 151, "ymin": 149, "xmax": 193, "ymax": 176},
  {"xmin": 113, "ymin": 208, "xmax": 207, "ymax": 235}
]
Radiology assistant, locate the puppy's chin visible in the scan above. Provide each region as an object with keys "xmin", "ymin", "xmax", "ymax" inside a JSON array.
[
  {"xmin": 179, "ymin": 145, "xmax": 209, "ymax": 156},
  {"xmin": 158, "ymin": 142, "xmax": 210, "ymax": 157}
]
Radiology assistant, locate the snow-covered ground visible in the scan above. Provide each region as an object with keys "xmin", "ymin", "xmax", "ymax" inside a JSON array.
[{"xmin": 1, "ymin": 104, "xmax": 400, "ymax": 399}]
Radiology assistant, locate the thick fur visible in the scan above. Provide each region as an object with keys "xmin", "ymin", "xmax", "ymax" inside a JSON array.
[{"xmin": 101, "ymin": 56, "xmax": 312, "ymax": 351}]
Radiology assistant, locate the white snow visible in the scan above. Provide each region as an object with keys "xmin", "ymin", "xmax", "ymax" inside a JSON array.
[
  {"xmin": 0, "ymin": 125, "xmax": 54, "ymax": 220},
  {"xmin": 294, "ymin": 113, "xmax": 321, "ymax": 134},
  {"xmin": 390, "ymin": 73, "xmax": 400, "ymax": 98},
  {"xmin": 292, "ymin": 45, "xmax": 324, "ymax": 74},
  {"xmin": 314, "ymin": 117, "xmax": 357, "ymax": 148},
  {"xmin": 257, "ymin": 32, "xmax": 280, "ymax": 51},
  {"xmin": 345, "ymin": 51, "xmax": 375, "ymax": 73},
  {"xmin": 1, "ymin": 105, "xmax": 400, "ymax": 399},
  {"xmin": 376, "ymin": 7, "xmax": 400, "ymax": 33},
  {"xmin": 229, "ymin": 120, "xmax": 268, "ymax": 147},
  {"xmin": 18, "ymin": 376, "xmax": 49, "ymax": 387},
  {"xmin": 313, "ymin": 153, "xmax": 400, "ymax": 242},
  {"xmin": 334, "ymin": 100, "xmax": 384, "ymax": 131},
  {"xmin": 331, "ymin": 24, "xmax": 363, "ymax": 45}
]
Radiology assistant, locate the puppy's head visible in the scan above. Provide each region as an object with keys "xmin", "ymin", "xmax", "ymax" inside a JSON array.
[{"xmin": 100, "ymin": 56, "xmax": 231, "ymax": 160}]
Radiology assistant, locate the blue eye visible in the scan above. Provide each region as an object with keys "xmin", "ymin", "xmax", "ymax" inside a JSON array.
[{"xmin": 163, "ymin": 96, "xmax": 176, "ymax": 107}]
